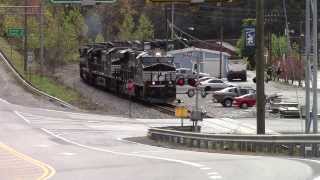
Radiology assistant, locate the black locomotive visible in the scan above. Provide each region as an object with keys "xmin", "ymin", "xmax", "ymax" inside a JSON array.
[{"xmin": 79, "ymin": 41, "xmax": 177, "ymax": 103}]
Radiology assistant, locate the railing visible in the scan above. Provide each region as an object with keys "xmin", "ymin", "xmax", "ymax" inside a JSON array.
[{"xmin": 149, "ymin": 127, "xmax": 320, "ymax": 157}]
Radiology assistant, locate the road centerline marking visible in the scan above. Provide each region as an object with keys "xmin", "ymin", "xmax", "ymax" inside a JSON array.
[{"xmin": 0, "ymin": 142, "xmax": 55, "ymax": 180}]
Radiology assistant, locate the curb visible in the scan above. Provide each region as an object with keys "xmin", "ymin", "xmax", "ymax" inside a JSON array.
[{"xmin": 0, "ymin": 49, "xmax": 76, "ymax": 110}]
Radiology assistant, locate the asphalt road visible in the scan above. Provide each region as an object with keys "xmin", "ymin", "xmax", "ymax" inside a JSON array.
[
  {"xmin": 0, "ymin": 53, "xmax": 319, "ymax": 179},
  {"xmin": 0, "ymin": 101, "xmax": 318, "ymax": 180}
]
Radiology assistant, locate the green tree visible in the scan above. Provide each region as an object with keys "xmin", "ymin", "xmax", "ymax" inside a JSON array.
[
  {"xmin": 271, "ymin": 34, "xmax": 288, "ymax": 58},
  {"xmin": 135, "ymin": 14, "xmax": 154, "ymax": 41},
  {"xmin": 95, "ymin": 33, "xmax": 105, "ymax": 43},
  {"xmin": 118, "ymin": 13, "xmax": 135, "ymax": 41}
]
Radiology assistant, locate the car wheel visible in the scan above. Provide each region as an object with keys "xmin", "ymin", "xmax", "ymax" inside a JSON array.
[
  {"xmin": 205, "ymin": 86, "xmax": 211, "ymax": 92},
  {"xmin": 201, "ymin": 90, "xmax": 207, "ymax": 98},
  {"xmin": 187, "ymin": 89, "xmax": 195, "ymax": 98},
  {"xmin": 223, "ymin": 99, "xmax": 233, "ymax": 107},
  {"xmin": 240, "ymin": 103, "xmax": 248, "ymax": 109}
]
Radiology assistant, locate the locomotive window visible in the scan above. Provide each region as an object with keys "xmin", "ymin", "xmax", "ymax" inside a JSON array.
[{"xmin": 142, "ymin": 57, "xmax": 173, "ymax": 64}]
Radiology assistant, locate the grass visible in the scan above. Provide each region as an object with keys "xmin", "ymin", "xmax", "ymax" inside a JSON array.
[{"xmin": 0, "ymin": 37, "xmax": 81, "ymax": 104}]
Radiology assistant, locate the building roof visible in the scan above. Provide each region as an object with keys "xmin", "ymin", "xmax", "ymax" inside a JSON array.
[{"xmin": 168, "ymin": 47, "xmax": 231, "ymax": 57}]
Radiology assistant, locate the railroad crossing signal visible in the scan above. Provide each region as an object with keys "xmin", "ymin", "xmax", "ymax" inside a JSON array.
[
  {"xmin": 50, "ymin": 0, "xmax": 116, "ymax": 3},
  {"xmin": 127, "ymin": 79, "xmax": 134, "ymax": 93}
]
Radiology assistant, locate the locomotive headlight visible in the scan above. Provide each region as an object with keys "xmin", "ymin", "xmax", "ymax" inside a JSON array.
[
  {"xmin": 169, "ymin": 81, "xmax": 172, "ymax": 85},
  {"xmin": 152, "ymin": 81, "xmax": 156, "ymax": 85},
  {"xmin": 155, "ymin": 52, "xmax": 162, "ymax": 56}
]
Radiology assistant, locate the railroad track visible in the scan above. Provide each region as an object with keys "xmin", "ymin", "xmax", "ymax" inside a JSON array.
[{"xmin": 149, "ymin": 103, "xmax": 176, "ymax": 116}]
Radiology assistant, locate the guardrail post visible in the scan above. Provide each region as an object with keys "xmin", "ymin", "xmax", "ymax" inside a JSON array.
[
  {"xmin": 200, "ymin": 140, "xmax": 208, "ymax": 149},
  {"xmin": 173, "ymin": 136, "xmax": 179, "ymax": 144},
  {"xmin": 179, "ymin": 137, "xmax": 185, "ymax": 145},
  {"xmin": 208, "ymin": 141, "xmax": 213, "ymax": 149},
  {"xmin": 186, "ymin": 138, "xmax": 193, "ymax": 147},
  {"xmin": 299, "ymin": 144, "xmax": 306, "ymax": 157},
  {"xmin": 193, "ymin": 139, "xmax": 200, "ymax": 148},
  {"xmin": 219, "ymin": 141, "xmax": 224, "ymax": 150},
  {"xmin": 288, "ymin": 144, "xmax": 294, "ymax": 156}
]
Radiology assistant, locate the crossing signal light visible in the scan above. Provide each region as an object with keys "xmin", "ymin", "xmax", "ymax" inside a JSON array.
[
  {"xmin": 188, "ymin": 78, "xmax": 196, "ymax": 87},
  {"xmin": 177, "ymin": 78, "xmax": 185, "ymax": 86}
]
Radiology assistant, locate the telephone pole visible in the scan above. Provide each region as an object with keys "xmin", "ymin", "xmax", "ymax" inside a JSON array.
[
  {"xmin": 312, "ymin": 0, "xmax": 318, "ymax": 133},
  {"xmin": 24, "ymin": 0, "xmax": 28, "ymax": 73},
  {"xmin": 256, "ymin": 0, "xmax": 265, "ymax": 134},
  {"xmin": 305, "ymin": 0, "xmax": 311, "ymax": 133},
  {"xmin": 39, "ymin": 0, "xmax": 44, "ymax": 75}
]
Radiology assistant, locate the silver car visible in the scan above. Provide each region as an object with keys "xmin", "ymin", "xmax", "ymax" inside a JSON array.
[{"xmin": 199, "ymin": 78, "xmax": 234, "ymax": 92}]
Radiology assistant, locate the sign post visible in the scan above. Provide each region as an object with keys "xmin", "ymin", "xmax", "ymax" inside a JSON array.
[
  {"xmin": 27, "ymin": 51, "xmax": 34, "ymax": 81},
  {"xmin": 127, "ymin": 80, "xmax": 134, "ymax": 118}
]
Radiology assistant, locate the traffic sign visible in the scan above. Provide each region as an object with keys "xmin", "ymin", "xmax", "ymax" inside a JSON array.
[
  {"xmin": 7, "ymin": 28, "xmax": 24, "ymax": 38},
  {"xmin": 244, "ymin": 27, "xmax": 256, "ymax": 47},
  {"xmin": 50, "ymin": 0, "xmax": 116, "ymax": 3},
  {"xmin": 127, "ymin": 80, "xmax": 134, "ymax": 93},
  {"xmin": 175, "ymin": 106, "xmax": 188, "ymax": 118},
  {"xmin": 27, "ymin": 51, "xmax": 34, "ymax": 66}
]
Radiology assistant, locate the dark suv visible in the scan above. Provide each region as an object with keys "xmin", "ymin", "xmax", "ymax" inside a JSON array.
[{"xmin": 212, "ymin": 87, "xmax": 256, "ymax": 107}]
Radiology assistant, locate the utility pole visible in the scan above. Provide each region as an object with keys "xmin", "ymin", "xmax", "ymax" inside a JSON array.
[
  {"xmin": 256, "ymin": 0, "xmax": 265, "ymax": 134},
  {"xmin": 24, "ymin": 0, "xmax": 28, "ymax": 73},
  {"xmin": 171, "ymin": 2, "xmax": 175, "ymax": 40},
  {"xmin": 39, "ymin": 0, "xmax": 44, "ymax": 75},
  {"xmin": 312, "ymin": 0, "xmax": 318, "ymax": 133},
  {"xmin": 218, "ymin": 0, "xmax": 223, "ymax": 79},
  {"xmin": 219, "ymin": 26, "xmax": 223, "ymax": 79},
  {"xmin": 305, "ymin": 0, "xmax": 311, "ymax": 133}
]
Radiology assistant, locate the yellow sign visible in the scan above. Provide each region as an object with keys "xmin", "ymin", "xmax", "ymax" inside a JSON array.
[{"xmin": 175, "ymin": 106, "xmax": 188, "ymax": 118}]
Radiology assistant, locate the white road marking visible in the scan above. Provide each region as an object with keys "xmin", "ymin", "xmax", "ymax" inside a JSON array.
[
  {"xmin": 208, "ymin": 172, "xmax": 219, "ymax": 175},
  {"xmin": 131, "ymin": 150, "xmax": 169, "ymax": 154},
  {"xmin": 209, "ymin": 175, "xmax": 222, "ymax": 179},
  {"xmin": 40, "ymin": 128, "xmax": 204, "ymax": 168},
  {"xmin": 60, "ymin": 152, "xmax": 76, "ymax": 156},
  {"xmin": 33, "ymin": 144, "xmax": 50, "ymax": 148},
  {"xmin": 14, "ymin": 111, "xmax": 30, "ymax": 124},
  {"xmin": 200, "ymin": 167, "xmax": 211, "ymax": 170},
  {"xmin": 0, "ymin": 98, "xmax": 10, "ymax": 105}
]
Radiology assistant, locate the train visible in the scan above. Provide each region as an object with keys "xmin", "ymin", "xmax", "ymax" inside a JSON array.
[{"xmin": 79, "ymin": 41, "xmax": 177, "ymax": 103}]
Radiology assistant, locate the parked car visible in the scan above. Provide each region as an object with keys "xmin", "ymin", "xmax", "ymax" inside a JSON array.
[
  {"xmin": 198, "ymin": 76, "xmax": 215, "ymax": 82},
  {"xmin": 212, "ymin": 87, "xmax": 256, "ymax": 107},
  {"xmin": 234, "ymin": 93, "xmax": 256, "ymax": 108},
  {"xmin": 199, "ymin": 78, "xmax": 234, "ymax": 92}
]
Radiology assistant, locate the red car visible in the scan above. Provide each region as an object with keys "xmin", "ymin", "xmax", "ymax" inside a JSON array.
[{"xmin": 234, "ymin": 93, "xmax": 256, "ymax": 108}]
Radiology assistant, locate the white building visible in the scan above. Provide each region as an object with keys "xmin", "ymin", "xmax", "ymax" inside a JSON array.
[{"xmin": 168, "ymin": 47, "xmax": 231, "ymax": 78}]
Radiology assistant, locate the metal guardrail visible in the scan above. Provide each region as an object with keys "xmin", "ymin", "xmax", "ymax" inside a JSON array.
[
  {"xmin": 0, "ymin": 49, "xmax": 75, "ymax": 109},
  {"xmin": 149, "ymin": 127, "xmax": 320, "ymax": 157}
]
